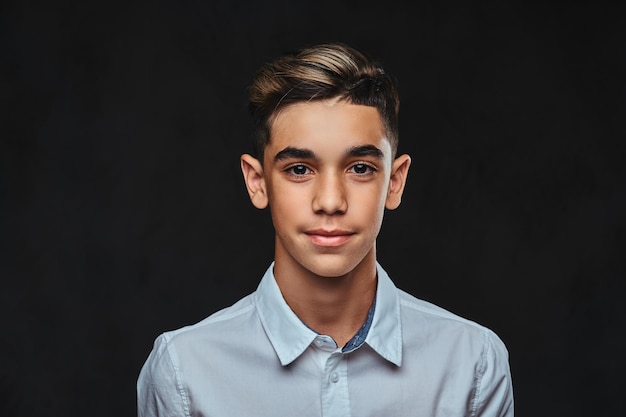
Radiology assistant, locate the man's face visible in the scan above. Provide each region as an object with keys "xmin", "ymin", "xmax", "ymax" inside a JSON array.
[{"xmin": 259, "ymin": 99, "xmax": 404, "ymax": 278}]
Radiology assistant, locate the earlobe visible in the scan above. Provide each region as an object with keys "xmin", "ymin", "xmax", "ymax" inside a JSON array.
[
  {"xmin": 385, "ymin": 154, "xmax": 411, "ymax": 210},
  {"xmin": 240, "ymin": 154, "xmax": 269, "ymax": 209}
]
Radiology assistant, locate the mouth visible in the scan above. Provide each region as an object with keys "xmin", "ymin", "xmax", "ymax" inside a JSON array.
[{"xmin": 305, "ymin": 229, "xmax": 354, "ymax": 247}]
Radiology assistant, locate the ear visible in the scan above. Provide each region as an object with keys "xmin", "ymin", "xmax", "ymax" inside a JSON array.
[
  {"xmin": 385, "ymin": 154, "xmax": 411, "ymax": 210},
  {"xmin": 240, "ymin": 154, "xmax": 269, "ymax": 209}
]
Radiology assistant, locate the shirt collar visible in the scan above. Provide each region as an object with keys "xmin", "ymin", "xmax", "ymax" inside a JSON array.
[
  {"xmin": 254, "ymin": 262, "xmax": 403, "ymax": 367},
  {"xmin": 366, "ymin": 263, "xmax": 403, "ymax": 366}
]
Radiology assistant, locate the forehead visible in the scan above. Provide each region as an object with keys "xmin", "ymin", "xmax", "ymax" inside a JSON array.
[{"xmin": 268, "ymin": 99, "xmax": 391, "ymax": 158}]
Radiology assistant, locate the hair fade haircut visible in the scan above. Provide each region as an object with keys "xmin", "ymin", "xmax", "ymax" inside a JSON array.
[{"xmin": 247, "ymin": 42, "xmax": 400, "ymax": 162}]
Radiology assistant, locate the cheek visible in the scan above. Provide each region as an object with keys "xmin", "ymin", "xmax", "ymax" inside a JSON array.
[
  {"xmin": 268, "ymin": 183, "xmax": 301, "ymax": 209},
  {"xmin": 267, "ymin": 188, "xmax": 304, "ymax": 227},
  {"xmin": 351, "ymin": 189, "xmax": 387, "ymax": 223}
]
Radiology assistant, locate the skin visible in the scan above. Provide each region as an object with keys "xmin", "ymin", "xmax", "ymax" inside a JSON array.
[{"xmin": 241, "ymin": 98, "xmax": 411, "ymax": 346}]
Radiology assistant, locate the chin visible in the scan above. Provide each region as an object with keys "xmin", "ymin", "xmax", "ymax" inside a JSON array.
[{"xmin": 304, "ymin": 256, "xmax": 364, "ymax": 278}]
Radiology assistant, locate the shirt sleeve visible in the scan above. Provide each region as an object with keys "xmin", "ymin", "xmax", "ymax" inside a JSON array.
[
  {"xmin": 137, "ymin": 333, "xmax": 191, "ymax": 417},
  {"xmin": 472, "ymin": 329, "xmax": 515, "ymax": 417}
]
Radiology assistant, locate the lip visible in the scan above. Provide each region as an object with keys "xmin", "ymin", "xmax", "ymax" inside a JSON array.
[{"xmin": 305, "ymin": 229, "xmax": 354, "ymax": 247}]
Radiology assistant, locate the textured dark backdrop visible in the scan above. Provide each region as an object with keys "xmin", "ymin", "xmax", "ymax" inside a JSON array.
[{"xmin": 1, "ymin": 1, "xmax": 625, "ymax": 416}]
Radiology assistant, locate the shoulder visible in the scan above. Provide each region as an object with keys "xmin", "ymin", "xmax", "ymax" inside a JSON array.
[
  {"xmin": 137, "ymin": 294, "xmax": 258, "ymax": 417},
  {"xmin": 397, "ymin": 288, "xmax": 509, "ymax": 355},
  {"xmin": 152, "ymin": 292, "xmax": 258, "ymax": 352},
  {"xmin": 397, "ymin": 289, "xmax": 514, "ymax": 415}
]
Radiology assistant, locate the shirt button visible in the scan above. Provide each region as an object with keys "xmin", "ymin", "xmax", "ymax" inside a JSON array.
[
  {"xmin": 330, "ymin": 372, "xmax": 339, "ymax": 383},
  {"xmin": 315, "ymin": 339, "xmax": 324, "ymax": 347}
]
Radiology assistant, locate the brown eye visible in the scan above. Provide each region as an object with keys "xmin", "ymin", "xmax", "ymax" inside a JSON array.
[
  {"xmin": 353, "ymin": 163, "xmax": 368, "ymax": 174},
  {"xmin": 350, "ymin": 163, "xmax": 375, "ymax": 175},
  {"xmin": 286, "ymin": 164, "xmax": 311, "ymax": 176}
]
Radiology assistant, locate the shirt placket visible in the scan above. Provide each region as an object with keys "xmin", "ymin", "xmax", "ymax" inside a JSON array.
[{"xmin": 320, "ymin": 350, "xmax": 350, "ymax": 417}]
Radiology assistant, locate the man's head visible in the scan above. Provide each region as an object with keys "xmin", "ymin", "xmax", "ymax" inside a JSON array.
[
  {"xmin": 247, "ymin": 42, "xmax": 400, "ymax": 163},
  {"xmin": 241, "ymin": 42, "xmax": 410, "ymax": 279}
]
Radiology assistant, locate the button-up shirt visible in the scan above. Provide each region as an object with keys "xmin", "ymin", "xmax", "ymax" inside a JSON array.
[{"xmin": 137, "ymin": 262, "xmax": 514, "ymax": 416}]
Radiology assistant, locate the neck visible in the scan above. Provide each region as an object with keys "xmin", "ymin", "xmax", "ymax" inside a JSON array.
[{"xmin": 273, "ymin": 256, "xmax": 377, "ymax": 347}]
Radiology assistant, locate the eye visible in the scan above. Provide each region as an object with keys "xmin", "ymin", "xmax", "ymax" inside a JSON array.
[
  {"xmin": 349, "ymin": 162, "xmax": 376, "ymax": 175},
  {"xmin": 285, "ymin": 164, "xmax": 312, "ymax": 177}
]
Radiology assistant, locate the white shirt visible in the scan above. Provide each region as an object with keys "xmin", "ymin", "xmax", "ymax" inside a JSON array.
[{"xmin": 137, "ymin": 262, "xmax": 514, "ymax": 417}]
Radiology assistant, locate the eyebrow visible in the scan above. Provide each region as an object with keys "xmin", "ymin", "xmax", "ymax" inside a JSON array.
[
  {"xmin": 347, "ymin": 144, "xmax": 385, "ymax": 159},
  {"xmin": 274, "ymin": 147, "xmax": 315, "ymax": 161},
  {"xmin": 273, "ymin": 145, "xmax": 385, "ymax": 162}
]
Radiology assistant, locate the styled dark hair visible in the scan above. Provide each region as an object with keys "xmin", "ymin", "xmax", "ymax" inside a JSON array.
[{"xmin": 247, "ymin": 42, "xmax": 400, "ymax": 161}]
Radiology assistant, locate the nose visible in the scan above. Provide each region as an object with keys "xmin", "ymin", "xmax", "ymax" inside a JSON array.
[{"xmin": 312, "ymin": 173, "xmax": 348, "ymax": 215}]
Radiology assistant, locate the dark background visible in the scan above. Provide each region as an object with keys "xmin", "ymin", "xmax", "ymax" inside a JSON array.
[{"xmin": 1, "ymin": 1, "xmax": 625, "ymax": 416}]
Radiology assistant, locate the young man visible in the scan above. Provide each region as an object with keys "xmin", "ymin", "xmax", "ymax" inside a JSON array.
[{"xmin": 137, "ymin": 42, "xmax": 514, "ymax": 416}]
